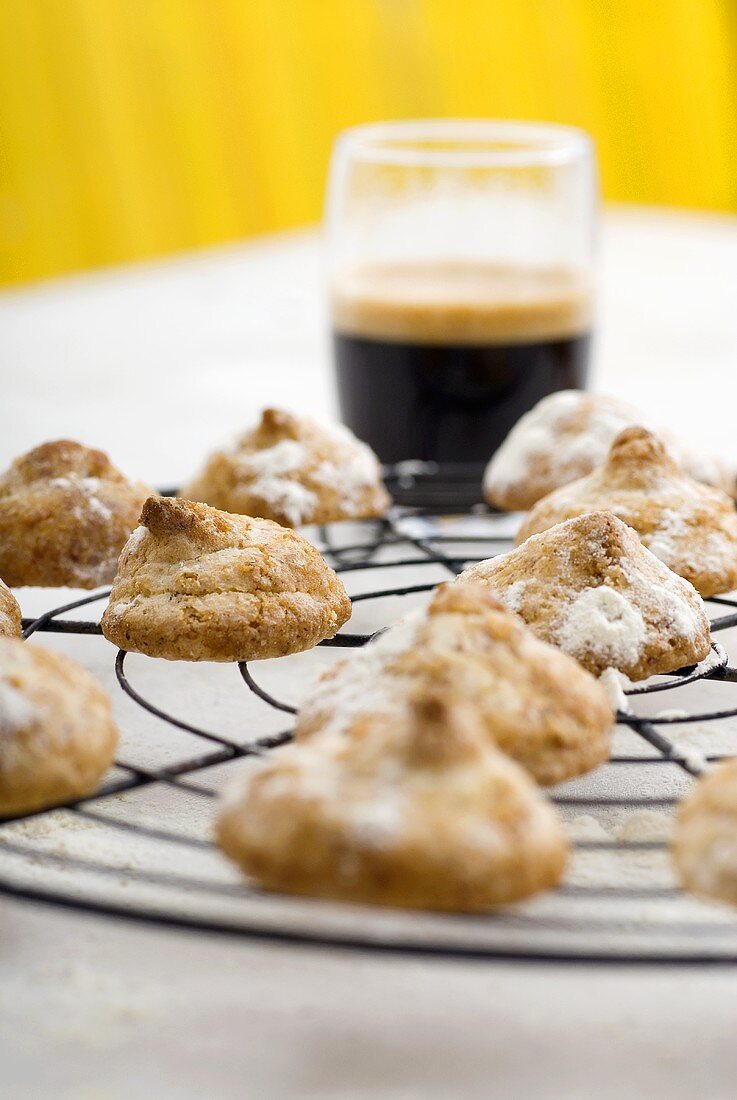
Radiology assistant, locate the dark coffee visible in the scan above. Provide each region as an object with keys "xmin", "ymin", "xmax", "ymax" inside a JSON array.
[
  {"xmin": 334, "ymin": 331, "xmax": 590, "ymax": 464},
  {"xmin": 331, "ymin": 262, "xmax": 592, "ymax": 464}
]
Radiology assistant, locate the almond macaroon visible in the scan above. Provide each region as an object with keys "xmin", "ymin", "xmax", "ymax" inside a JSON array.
[
  {"xmin": 101, "ymin": 496, "xmax": 352, "ymax": 661},
  {"xmin": 218, "ymin": 688, "xmax": 569, "ymax": 912},
  {"xmin": 458, "ymin": 512, "xmax": 711, "ymax": 680},
  {"xmin": 0, "ymin": 440, "xmax": 150, "ymax": 589},
  {"xmin": 184, "ymin": 408, "xmax": 390, "ymax": 527},
  {"xmin": 0, "ymin": 637, "xmax": 119, "ymax": 817}
]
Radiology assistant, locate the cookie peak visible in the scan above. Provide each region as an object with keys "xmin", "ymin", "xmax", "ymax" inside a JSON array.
[
  {"xmin": 258, "ymin": 407, "xmax": 302, "ymax": 441},
  {"xmin": 404, "ymin": 689, "xmax": 483, "ymax": 768},
  {"xmin": 606, "ymin": 426, "xmax": 676, "ymax": 471},
  {"xmin": 558, "ymin": 510, "xmax": 639, "ymax": 554},
  {"xmin": 563, "ymin": 508, "xmax": 627, "ymax": 534},
  {"xmin": 7, "ymin": 439, "xmax": 118, "ymax": 486},
  {"xmin": 137, "ymin": 492, "xmax": 336, "ymax": 556},
  {"xmin": 184, "ymin": 407, "xmax": 389, "ymax": 527},
  {"xmin": 140, "ymin": 495, "xmax": 242, "ymax": 545},
  {"xmin": 429, "ymin": 581, "xmax": 507, "ymax": 618}
]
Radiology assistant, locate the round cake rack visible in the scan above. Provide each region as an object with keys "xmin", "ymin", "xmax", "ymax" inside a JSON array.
[{"xmin": 2, "ymin": 463, "xmax": 737, "ymax": 965}]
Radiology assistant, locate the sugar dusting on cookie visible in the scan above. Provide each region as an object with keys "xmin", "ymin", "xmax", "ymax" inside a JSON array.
[
  {"xmin": 0, "ymin": 610, "xmax": 16, "ymax": 636},
  {"xmin": 500, "ymin": 579, "xmax": 528, "ymax": 612},
  {"xmin": 460, "ymin": 512, "xmax": 710, "ymax": 680},
  {"xmin": 311, "ymin": 429, "xmax": 382, "ymax": 502},
  {"xmin": 233, "ymin": 440, "xmax": 318, "ymax": 525},
  {"xmin": 348, "ymin": 794, "xmax": 407, "ymax": 848},
  {"xmin": 0, "ymin": 675, "xmax": 34, "ymax": 734},
  {"xmin": 299, "ymin": 611, "xmax": 423, "ymax": 741},
  {"xmin": 123, "ymin": 526, "xmax": 147, "ymax": 553},
  {"xmin": 559, "ymin": 586, "xmax": 646, "ymax": 668},
  {"xmin": 558, "ymin": 561, "xmax": 702, "ymax": 673},
  {"xmin": 250, "ymin": 479, "xmax": 317, "ymax": 527},
  {"xmin": 644, "ymin": 503, "xmax": 734, "ymax": 579},
  {"xmin": 598, "ymin": 667, "xmax": 630, "ymax": 713},
  {"xmin": 48, "ymin": 476, "xmax": 114, "ymax": 522},
  {"xmin": 213, "ymin": 414, "xmax": 387, "ymax": 525},
  {"xmin": 483, "ymin": 390, "xmax": 637, "ymax": 499}
]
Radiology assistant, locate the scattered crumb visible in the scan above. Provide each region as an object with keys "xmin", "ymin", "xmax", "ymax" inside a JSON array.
[
  {"xmin": 568, "ymin": 814, "xmax": 610, "ymax": 841},
  {"xmin": 613, "ymin": 810, "xmax": 672, "ymax": 843},
  {"xmin": 33, "ymin": 962, "xmax": 166, "ymax": 1049},
  {"xmin": 0, "ymin": 810, "xmax": 94, "ymax": 840},
  {"xmin": 672, "ymin": 743, "xmax": 710, "ymax": 775}
]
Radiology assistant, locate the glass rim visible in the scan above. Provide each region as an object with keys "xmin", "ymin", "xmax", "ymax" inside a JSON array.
[{"xmin": 334, "ymin": 119, "xmax": 592, "ymax": 168}]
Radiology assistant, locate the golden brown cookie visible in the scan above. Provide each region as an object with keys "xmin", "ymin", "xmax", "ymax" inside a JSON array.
[
  {"xmin": 183, "ymin": 408, "xmax": 390, "ymax": 526},
  {"xmin": 101, "ymin": 496, "xmax": 352, "ymax": 661},
  {"xmin": 484, "ymin": 391, "xmax": 735, "ymax": 511},
  {"xmin": 517, "ymin": 428, "xmax": 737, "ymax": 598},
  {"xmin": 297, "ymin": 583, "xmax": 613, "ymax": 786},
  {"xmin": 0, "ymin": 580, "xmax": 22, "ymax": 638},
  {"xmin": 0, "ymin": 440, "xmax": 151, "ymax": 589},
  {"xmin": 458, "ymin": 512, "xmax": 711, "ymax": 681},
  {"xmin": 217, "ymin": 688, "xmax": 569, "ymax": 912},
  {"xmin": 0, "ymin": 636, "xmax": 119, "ymax": 817},
  {"xmin": 673, "ymin": 760, "xmax": 737, "ymax": 906}
]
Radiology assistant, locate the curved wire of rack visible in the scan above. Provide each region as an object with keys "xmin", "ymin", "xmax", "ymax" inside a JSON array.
[{"xmin": 3, "ymin": 464, "xmax": 737, "ymax": 964}]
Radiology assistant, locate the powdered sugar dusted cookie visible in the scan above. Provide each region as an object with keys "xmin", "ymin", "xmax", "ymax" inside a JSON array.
[
  {"xmin": 0, "ymin": 637, "xmax": 119, "ymax": 816},
  {"xmin": 517, "ymin": 428, "xmax": 737, "ymax": 598},
  {"xmin": 484, "ymin": 391, "xmax": 736, "ymax": 512},
  {"xmin": 673, "ymin": 760, "xmax": 737, "ymax": 906},
  {"xmin": 0, "ymin": 440, "xmax": 151, "ymax": 589},
  {"xmin": 484, "ymin": 391, "xmax": 640, "ymax": 512},
  {"xmin": 458, "ymin": 512, "xmax": 710, "ymax": 681},
  {"xmin": 0, "ymin": 580, "xmax": 21, "ymax": 638},
  {"xmin": 297, "ymin": 583, "xmax": 613, "ymax": 787},
  {"xmin": 183, "ymin": 408, "xmax": 390, "ymax": 527},
  {"xmin": 101, "ymin": 496, "xmax": 352, "ymax": 661},
  {"xmin": 217, "ymin": 688, "xmax": 569, "ymax": 911}
]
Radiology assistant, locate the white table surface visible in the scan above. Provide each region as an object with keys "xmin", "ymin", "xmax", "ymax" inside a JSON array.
[{"xmin": 2, "ymin": 207, "xmax": 737, "ymax": 1099}]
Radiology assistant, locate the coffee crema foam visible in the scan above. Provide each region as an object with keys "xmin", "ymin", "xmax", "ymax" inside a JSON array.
[{"xmin": 331, "ymin": 261, "xmax": 593, "ymax": 346}]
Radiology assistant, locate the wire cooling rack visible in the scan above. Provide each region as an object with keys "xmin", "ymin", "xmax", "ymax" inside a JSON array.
[{"xmin": 3, "ymin": 463, "xmax": 737, "ymax": 965}]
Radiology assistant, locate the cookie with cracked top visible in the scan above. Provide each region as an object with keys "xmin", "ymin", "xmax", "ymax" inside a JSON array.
[{"xmin": 101, "ymin": 496, "xmax": 352, "ymax": 661}]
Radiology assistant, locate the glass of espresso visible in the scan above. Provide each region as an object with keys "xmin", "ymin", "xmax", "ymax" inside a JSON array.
[{"xmin": 326, "ymin": 120, "xmax": 597, "ymax": 465}]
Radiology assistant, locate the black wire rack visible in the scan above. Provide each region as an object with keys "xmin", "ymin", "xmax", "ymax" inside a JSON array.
[{"xmin": 3, "ymin": 463, "xmax": 737, "ymax": 965}]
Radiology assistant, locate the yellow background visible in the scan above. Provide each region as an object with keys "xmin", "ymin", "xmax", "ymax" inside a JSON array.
[{"xmin": 2, "ymin": 0, "xmax": 736, "ymax": 285}]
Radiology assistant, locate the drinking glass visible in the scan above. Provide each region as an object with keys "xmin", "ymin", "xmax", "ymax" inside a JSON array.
[{"xmin": 325, "ymin": 120, "xmax": 598, "ymax": 464}]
